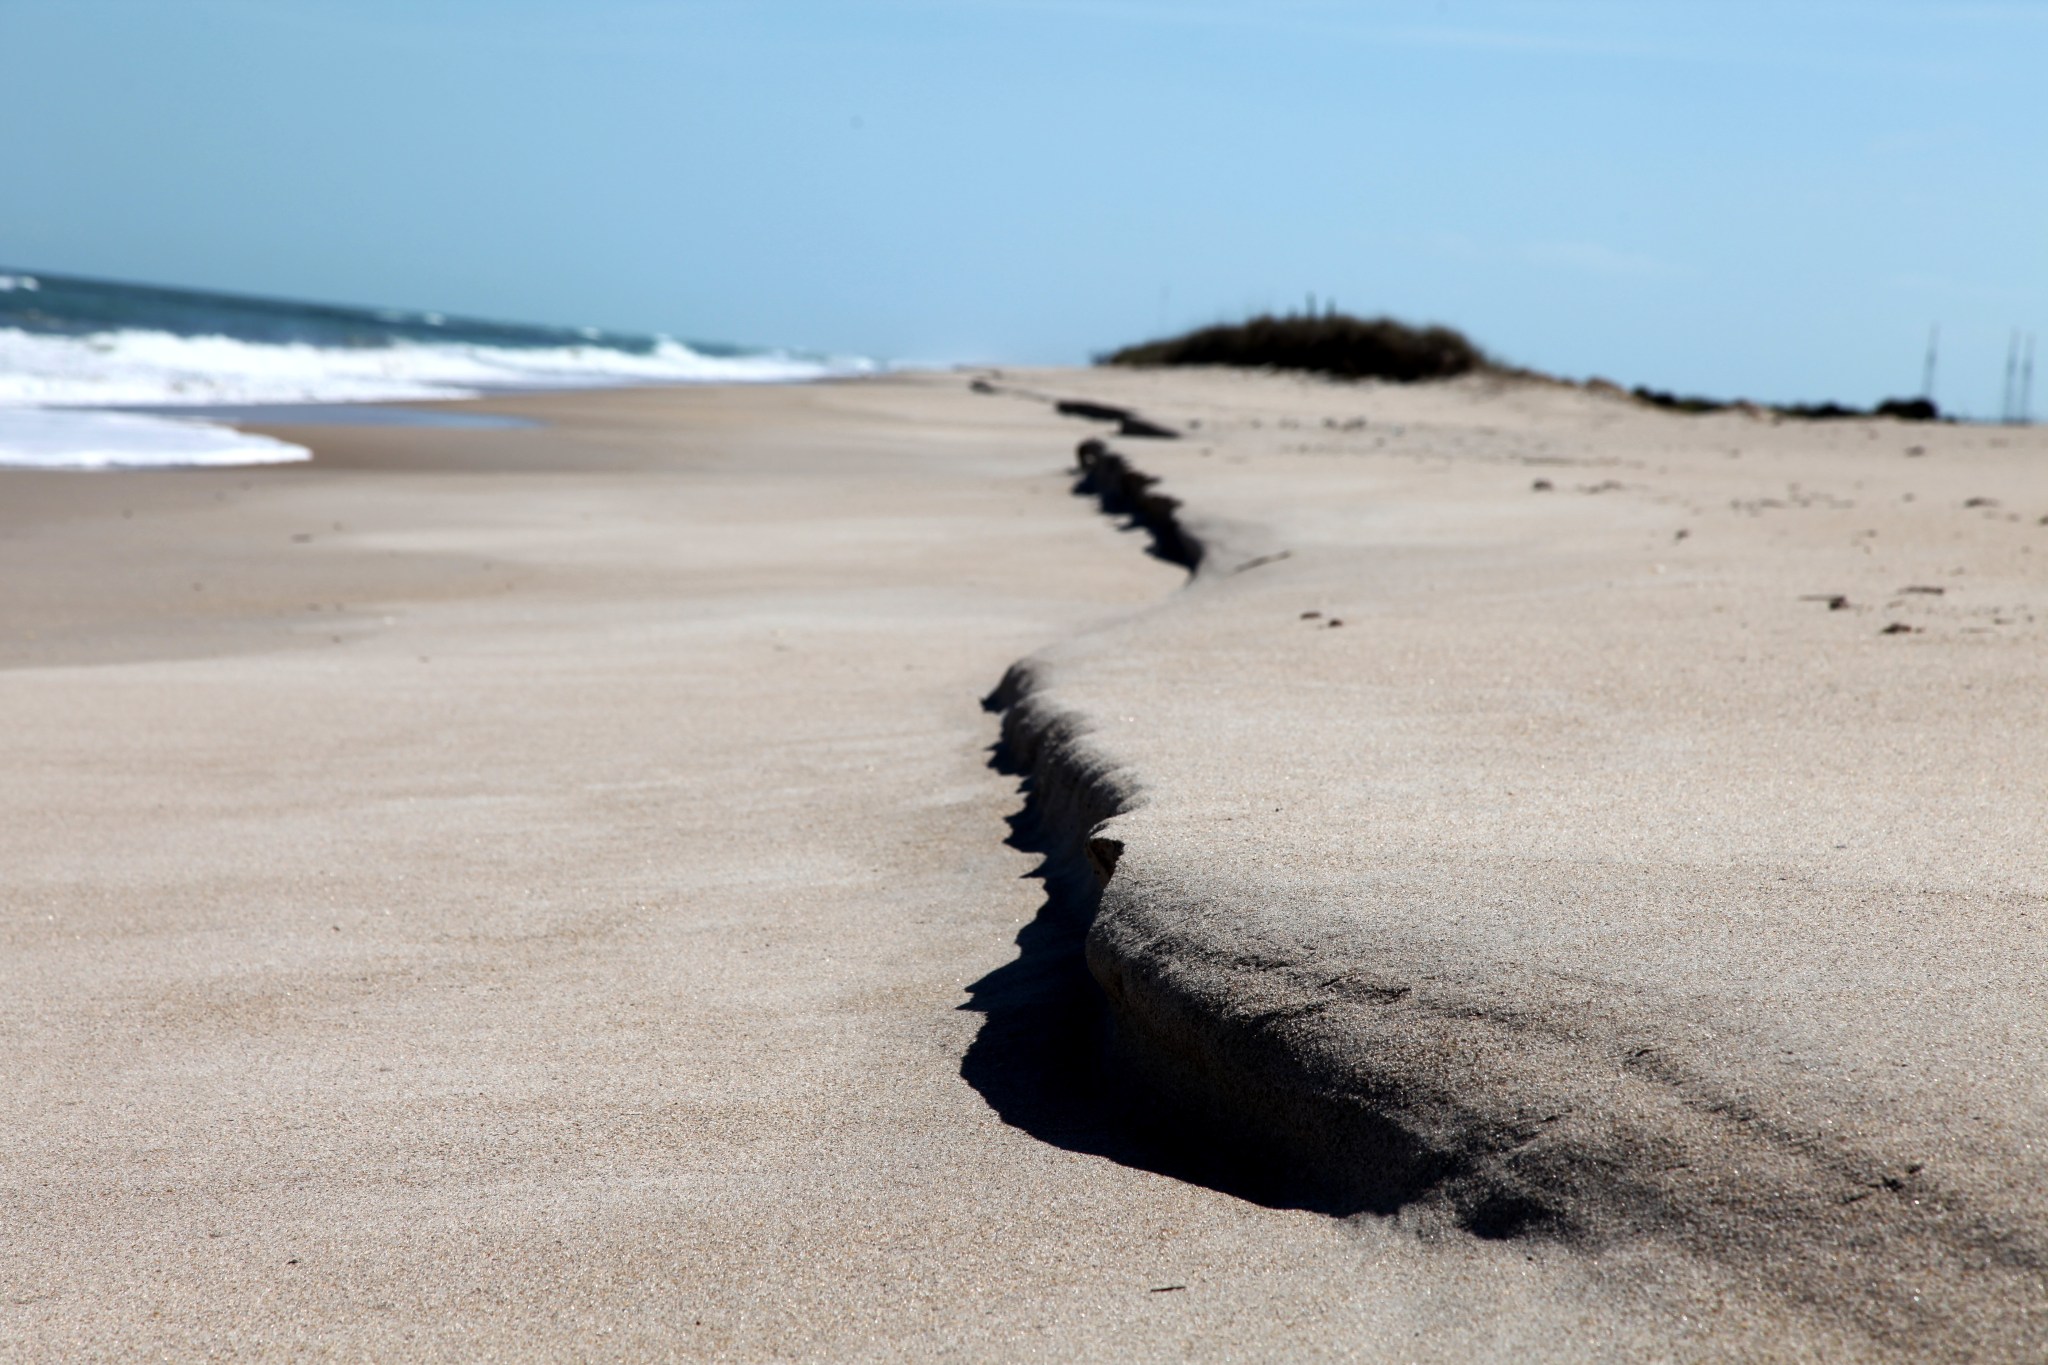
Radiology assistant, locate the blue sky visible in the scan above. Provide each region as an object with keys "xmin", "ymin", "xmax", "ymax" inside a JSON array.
[{"xmin": 1, "ymin": 0, "xmax": 2042, "ymax": 412}]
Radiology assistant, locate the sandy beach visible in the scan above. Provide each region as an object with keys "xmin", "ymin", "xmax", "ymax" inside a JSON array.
[
  {"xmin": 991, "ymin": 366, "xmax": 2048, "ymax": 1357},
  {"xmin": 5, "ymin": 371, "xmax": 2045, "ymax": 1359}
]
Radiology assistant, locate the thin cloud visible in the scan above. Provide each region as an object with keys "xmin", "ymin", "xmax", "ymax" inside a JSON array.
[
  {"xmin": 1521, "ymin": 240, "xmax": 1683, "ymax": 279},
  {"xmin": 893, "ymin": 0, "xmax": 1995, "ymax": 81},
  {"xmin": 1377, "ymin": 22, "xmax": 1677, "ymax": 61},
  {"xmin": 1415, "ymin": 233, "xmax": 1684, "ymax": 282}
]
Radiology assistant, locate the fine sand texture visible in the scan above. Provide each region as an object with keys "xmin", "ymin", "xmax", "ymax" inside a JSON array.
[
  {"xmin": 980, "ymin": 365, "xmax": 2048, "ymax": 1359},
  {"xmin": 0, "ymin": 378, "xmax": 1702, "ymax": 1361}
]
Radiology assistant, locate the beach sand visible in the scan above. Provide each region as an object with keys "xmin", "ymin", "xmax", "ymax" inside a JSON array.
[
  {"xmin": 985, "ymin": 366, "xmax": 2048, "ymax": 1358},
  {"xmin": 3, "ymin": 371, "xmax": 2043, "ymax": 1358},
  {"xmin": 2, "ymin": 379, "xmax": 1656, "ymax": 1361}
]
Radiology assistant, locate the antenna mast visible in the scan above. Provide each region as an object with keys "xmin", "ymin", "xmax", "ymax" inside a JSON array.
[
  {"xmin": 2022, "ymin": 333, "xmax": 2037, "ymax": 425},
  {"xmin": 2003, "ymin": 330, "xmax": 2021, "ymax": 423}
]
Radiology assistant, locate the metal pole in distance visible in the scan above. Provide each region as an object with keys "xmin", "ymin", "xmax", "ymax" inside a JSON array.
[
  {"xmin": 2023, "ymin": 333, "xmax": 2037, "ymax": 425},
  {"xmin": 2004, "ymin": 330, "xmax": 2021, "ymax": 423}
]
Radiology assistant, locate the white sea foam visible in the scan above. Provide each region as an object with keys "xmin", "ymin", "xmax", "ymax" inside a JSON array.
[
  {"xmin": 0, "ymin": 326, "xmax": 856, "ymax": 409},
  {"xmin": 0, "ymin": 325, "xmax": 867, "ymax": 468},
  {"xmin": 0, "ymin": 408, "xmax": 309, "ymax": 470}
]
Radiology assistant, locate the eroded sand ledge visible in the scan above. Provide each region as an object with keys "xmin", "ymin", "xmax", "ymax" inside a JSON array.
[{"xmin": 986, "ymin": 367, "xmax": 2048, "ymax": 1357}]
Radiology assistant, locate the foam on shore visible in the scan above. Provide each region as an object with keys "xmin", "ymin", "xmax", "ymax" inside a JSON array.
[
  {"xmin": 0, "ymin": 408, "xmax": 310, "ymax": 469},
  {"xmin": 0, "ymin": 328, "xmax": 858, "ymax": 410}
]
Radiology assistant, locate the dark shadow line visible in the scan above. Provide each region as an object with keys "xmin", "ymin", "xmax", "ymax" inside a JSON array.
[
  {"xmin": 1071, "ymin": 439, "xmax": 1201, "ymax": 571},
  {"xmin": 957, "ymin": 734, "xmax": 1377, "ymax": 1217}
]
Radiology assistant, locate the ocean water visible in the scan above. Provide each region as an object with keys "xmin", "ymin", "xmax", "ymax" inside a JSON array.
[{"xmin": 0, "ymin": 268, "xmax": 866, "ymax": 468}]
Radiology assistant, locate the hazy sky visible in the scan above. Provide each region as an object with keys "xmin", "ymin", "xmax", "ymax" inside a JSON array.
[{"xmin": 3, "ymin": 0, "xmax": 2042, "ymax": 412}]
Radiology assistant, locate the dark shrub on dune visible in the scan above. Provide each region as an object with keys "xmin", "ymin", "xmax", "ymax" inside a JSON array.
[
  {"xmin": 1634, "ymin": 385, "xmax": 1943, "ymax": 422},
  {"xmin": 1102, "ymin": 313, "xmax": 1487, "ymax": 383},
  {"xmin": 1778, "ymin": 400, "xmax": 1868, "ymax": 420},
  {"xmin": 1630, "ymin": 385, "xmax": 1726, "ymax": 415},
  {"xmin": 1106, "ymin": 311, "xmax": 1945, "ymax": 423}
]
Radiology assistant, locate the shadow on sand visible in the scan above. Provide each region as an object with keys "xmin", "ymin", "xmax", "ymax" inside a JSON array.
[{"xmin": 957, "ymin": 738, "xmax": 1364, "ymax": 1216}]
